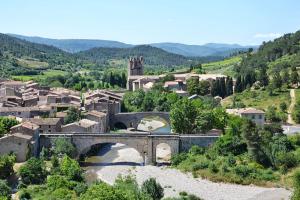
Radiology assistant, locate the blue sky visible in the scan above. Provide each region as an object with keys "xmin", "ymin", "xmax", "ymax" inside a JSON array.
[{"xmin": 1, "ymin": 0, "xmax": 300, "ymax": 45}]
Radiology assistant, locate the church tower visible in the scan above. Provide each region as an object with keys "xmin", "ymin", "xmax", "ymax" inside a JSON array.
[{"xmin": 128, "ymin": 56, "xmax": 144, "ymax": 76}]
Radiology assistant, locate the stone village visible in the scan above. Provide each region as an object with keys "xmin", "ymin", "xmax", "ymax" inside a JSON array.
[{"xmin": 0, "ymin": 58, "xmax": 265, "ymax": 164}]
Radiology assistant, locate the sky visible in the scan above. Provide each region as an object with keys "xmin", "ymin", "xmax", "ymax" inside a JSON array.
[{"xmin": 1, "ymin": 0, "xmax": 300, "ymax": 45}]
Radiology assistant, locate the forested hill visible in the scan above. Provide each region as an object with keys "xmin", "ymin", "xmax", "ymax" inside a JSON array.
[
  {"xmin": 236, "ymin": 30, "xmax": 300, "ymax": 75},
  {"xmin": 0, "ymin": 33, "xmax": 90, "ymax": 77},
  {"xmin": 233, "ymin": 30, "xmax": 300, "ymax": 93},
  {"xmin": 77, "ymin": 45, "xmax": 197, "ymax": 67}
]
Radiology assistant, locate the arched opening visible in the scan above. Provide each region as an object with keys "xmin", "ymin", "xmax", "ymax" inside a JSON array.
[
  {"xmin": 81, "ymin": 142, "xmax": 145, "ymax": 183},
  {"xmin": 155, "ymin": 143, "xmax": 172, "ymax": 164},
  {"xmin": 114, "ymin": 122, "xmax": 127, "ymax": 130},
  {"xmin": 137, "ymin": 116, "xmax": 171, "ymax": 133}
]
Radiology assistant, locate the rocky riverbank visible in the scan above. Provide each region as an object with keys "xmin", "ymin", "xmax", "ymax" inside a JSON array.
[{"xmin": 83, "ymin": 144, "xmax": 291, "ymax": 200}]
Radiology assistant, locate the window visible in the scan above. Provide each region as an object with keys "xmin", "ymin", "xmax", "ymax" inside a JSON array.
[
  {"xmin": 252, "ymin": 115, "xmax": 255, "ymax": 119},
  {"xmin": 259, "ymin": 115, "xmax": 262, "ymax": 119}
]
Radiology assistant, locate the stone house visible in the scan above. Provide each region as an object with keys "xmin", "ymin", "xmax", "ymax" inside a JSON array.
[
  {"xmin": 226, "ymin": 108, "xmax": 265, "ymax": 126},
  {"xmin": 62, "ymin": 119, "xmax": 99, "ymax": 133},
  {"xmin": 26, "ymin": 118, "xmax": 62, "ymax": 133},
  {"xmin": 85, "ymin": 110, "xmax": 108, "ymax": 132}
]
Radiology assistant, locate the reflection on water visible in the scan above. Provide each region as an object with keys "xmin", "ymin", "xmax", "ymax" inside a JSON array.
[{"xmin": 154, "ymin": 124, "xmax": 171, "ymax": 133}]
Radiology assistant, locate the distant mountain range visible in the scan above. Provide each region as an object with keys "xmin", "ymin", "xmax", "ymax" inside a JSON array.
[{"xmin": 9, "ymin": 34, "xmax": 257, "ymax": 57}]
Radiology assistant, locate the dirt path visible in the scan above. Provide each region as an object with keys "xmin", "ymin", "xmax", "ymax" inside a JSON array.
[{"xmin": 287, "ymin": 89, "xmax": 296, "ymax": 124}]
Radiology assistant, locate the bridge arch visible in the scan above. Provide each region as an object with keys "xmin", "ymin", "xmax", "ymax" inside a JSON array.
[
  {"xmin": 155, "ymin": 143, "xmax": 172, "ymax": 164},
  {"xmin": 111, "ymin": 112, "xmax": 170, "ymax": 130}
]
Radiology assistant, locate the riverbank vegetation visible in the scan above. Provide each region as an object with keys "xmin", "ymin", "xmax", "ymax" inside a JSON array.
[
  {"xmin": 0, "ymin": 138, "xmax": 202, "ymax": 199},
  {"xmin": 171, "ymin": 116, "xmax": 300, "ymax": 188}
]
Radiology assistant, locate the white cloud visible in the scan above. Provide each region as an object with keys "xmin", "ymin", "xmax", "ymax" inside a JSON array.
[{"xmin": 254, "ymin": 33, "xmax": 282, "ymax": 39}]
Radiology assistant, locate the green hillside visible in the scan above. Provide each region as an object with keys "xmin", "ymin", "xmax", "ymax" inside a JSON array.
[
  {"xmin": 202, "ymin": 55, "xmax": 242, "ymax": 76},
  {"xmin": 0, "ymin": 33, "xmax": 92, "ymax": 78}
]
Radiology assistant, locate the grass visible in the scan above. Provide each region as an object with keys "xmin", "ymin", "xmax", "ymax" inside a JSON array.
[
  {"xmin": 12, "ymin": 70, "xmax": 68, "ymax": 82},
  {"xmin": 17, "ymin": 58, "xmax": 49, "ymax": 69},
  {"xmin": 202, "ymin": 56, "xmax": 242, "ymax": 76},
  {"xmin": 222, "ymin": 88, "xmax": 291, "ymax": 110}
]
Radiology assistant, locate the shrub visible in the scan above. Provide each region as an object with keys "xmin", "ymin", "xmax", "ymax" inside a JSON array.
[
  {"xmin": 0, "ymin": 154, "xmax": 16, "ymax": 179},
  {"xmin": 234, "ymin": 165, "xmax": 253, "ymax": 178},
  {"xmin": 0, "ymin": 179, "xmax": 11, "ymax": 199},
  {"xmin": 53, "ymin": 138, "xmax": 77, "ymax": 158},
  {"xmin": 18, "ymin": 190, "xmax": 31, "ymax": 200},
  {"xmin": 141, "ymin": 178, "xmax": 164, "ymax": 200},
  {"xmin": 189, "ymin": 146, "xmax": 205, "ymax": 155},
  {"xmin": 60, "ymin": 155, "xmax": 82, "ymax": 181},
  {"xmin": 47, "ymin": 175, "xmax": 69, "ymax": 191},
  {"xmin": 171, "ymin": 153, "xmax": 188, "ymax": 166},
  {"xmin": 18, "ymin": 157, "xmax": 47, "ymax": 185},
  {"xmin": 208, "ymin": 163, "xmax": 218, "ymax": 173},
  {"xmin": 191, "ymin": 159, "xmax": 210, "ymax": 171},
  {"xmin": 277, "ymin": 152, "xmax": 298, "ymax": 169},
  {"xmin": 292, "ymin": 170, "xmax": 300, "ymax": 200}
]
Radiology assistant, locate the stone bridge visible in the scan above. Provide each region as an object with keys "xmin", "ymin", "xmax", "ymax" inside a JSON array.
[
  {"xmin": 39, "ymin": 132, "xmax": 218, "ymax": 165},
  {"xmin": 111, "ymin": 112, "xmax": 170, "ymax": 130}
]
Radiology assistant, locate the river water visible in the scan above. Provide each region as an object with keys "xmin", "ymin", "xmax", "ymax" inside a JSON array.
[{"xmin": 82, "ymin": 118, "xmax": 171, "ymax": 184}]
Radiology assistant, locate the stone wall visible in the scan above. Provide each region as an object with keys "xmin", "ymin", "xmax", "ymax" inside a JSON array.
[
  {"xmin": 179, "ymin": 135, "xmax": 219, "ymax": 152},
  {"xmin": 0, "ymin": 135, "xmax": 30, "ymax": 162}
]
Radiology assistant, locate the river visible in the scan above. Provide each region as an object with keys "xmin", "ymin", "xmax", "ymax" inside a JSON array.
[{"xmin": 82, "ymin": 117, "xmax": 171, "ymax": 184}]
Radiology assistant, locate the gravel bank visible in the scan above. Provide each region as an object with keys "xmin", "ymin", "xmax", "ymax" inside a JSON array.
[{"xmin": 84, "ymin": 144, "xmax": 291, "ymax": 200}]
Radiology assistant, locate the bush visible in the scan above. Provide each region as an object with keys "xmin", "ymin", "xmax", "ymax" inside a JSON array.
[
  {"xmin": 80, "ymin": 182, "xmax": 126, "ymax": 200},
  {"xmin": 18, "ymin": 157, "xmax": 47, "ymax": 185},
  {"xmin": 171, "ymin": 153, "xmax": 188, "ymax": 166},
  {"xmin": 0, "ymin": 154, "xmax": 16, "ymax": 179},
  {"xmin": 208, "ymin": 163, "xmax": 218, "ymax": 173},
  {"xmin": 189, "ymin": 146, "xmax": 205, "ymax": 155},
  {"xmin": 141, "ymin": 178, "xmax": 164, "ymax": 200},
  {"xmin": 233, "ymin": 165, "xmax": 253, "ymax": 178},
  {"xmin": 0, "ymin": 180, "xmax": 11, "ymax": 199},
  {"xmin": 18, "ymin": 190, "xmax": 31, "ymax": 200},
  {"xmin": 47, "ymin": 175, "xmax": 69, "ymax": 191},
  {"xmin": 53, "ymin": 138, "xmax": 77, "ymax": 158},
  {"xmin": 292, "ymin": 170, "xmax": 300, "ymax": 200},
  {"xmin": 277, "ymin": 152, "xmax": 298, "ymax": 169},
  {"xmin": 59, "ymin": 155, "xmax": 82, "ymax": 181},
  {"xmin": 191, "ymin": 159, "xmax": 210, "ymax": 171}
]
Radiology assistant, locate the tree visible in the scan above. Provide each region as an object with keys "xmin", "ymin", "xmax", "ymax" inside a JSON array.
[
  {"xmin": 170, "ymin": 98, "xmax": 198, "ymax": 134},
  {"xmin": 60, "ymin": 155, "xmax": 82, "ymax": 181},
  {"xmin": 0, "ymin": 179, "xmax": 11, "ymax": 199},
  {"xmin": 271, "ymin": 71, "xmax": 282, "ymax": 89},
  {"xmin": 64, "ymin": 107, "xmax": 81, "ymax": 124},
  {"xmin": 187, "ymin": 77, "xmax": 200, "ymax": 95},
  {"xmin": 281, "ymin": 68, "xmax": 290, "ymax": 84},
  {"xmin": 225, "ymin": 77, "xmax": 233, "ymax": 96},
  {"xmin": 257, "ymin": 67, "xmax": 269, "ymax": 87},
  {"xmin": 234, "ymin": 76, "xmax": 243, "ymax": 93},
  {"xmin": 53, "ymin": 138, "xmax": 77, "ymax": 158},
  {"xmin": 241, "ymin": 120, "xmax": 270, "ymax": 166},
  {"xmin": 142, "ymin": 92, "xmax": 155, "ymax": 111},
  {"xmin": 0, "ymin": 154, "xmax": 16, "ymax": 179},
  {"xmin": 114, "ymin": 176, "xmax": 151, "ymax": 200},
  {"xmin": 0, "ymin": 117, "xmax": 19, "ymax": 137},
  {"xmin": 18, "ymin": 157, "xmax": 47, "ymax": 185},
  {"xmin": 280, "ymin": 102, "xmax": 288, "ymax": 112},
  {"xmin": 291, "ymin": 66, "xmax": 299, "ymax": 85},
  {"xmin": 198, "ymin": 80, "xmax": 210, "ymax": 96},
  {"xmin": 141, "ymin": 178, "xmax": 164, "ymax": 200}
]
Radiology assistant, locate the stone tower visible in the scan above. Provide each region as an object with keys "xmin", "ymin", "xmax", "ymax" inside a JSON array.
[{"xmin": 128, "ymin": 56, "xmax": 144, "ymax": 76}]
